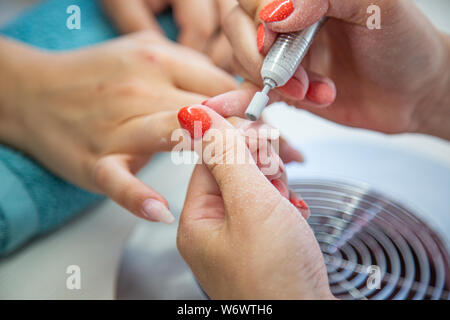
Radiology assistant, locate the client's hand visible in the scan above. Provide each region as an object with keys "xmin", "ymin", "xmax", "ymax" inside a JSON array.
[
  {"xmin": 217, "ymin": 0, "xmax": 450, "ymax": 137},
  {"xmin": 102, "ymin": 0, "xmax": 237, "ymax": 71},
  {"xmin": 0, "ymin": 32, "xmax": 236, "ymax": 223},
  {"xmin": 177, "ymin": 105, "xmax": 333, "ymax": 299}
]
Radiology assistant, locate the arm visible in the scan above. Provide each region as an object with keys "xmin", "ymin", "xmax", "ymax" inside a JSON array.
[{"xmin": 0, "ymin": 37, "xmax": 45, "ymax": 151}]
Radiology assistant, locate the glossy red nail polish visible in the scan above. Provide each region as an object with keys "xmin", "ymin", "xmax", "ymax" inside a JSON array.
[
  {"xmin": 178, "ymin": 106, "xmax": 211, "ymax": 138},
  {"xmin": 306, "ymin": 81, "xmax": 335, "ymax": 105},
  {"xmin": 290, "ymin": 198, "xmax": 309, "ymax": 210},
  {"xmin": 259, "ymin": 0, "xmax": 294, "ymax": 23},
  {"xmin": 257, "ymin": 24, "xmax": 265, "ymax": 53},
  {"xmin": 271, "ymin": 179, "xmax": 289, "ymax": 199},
  {"xmin": 201, "ymin": 100, "xmax": 208, "ymax": 105}
]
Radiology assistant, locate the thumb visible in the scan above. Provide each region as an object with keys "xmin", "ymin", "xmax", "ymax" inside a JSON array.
[{"xmin": 177, "ymin": 105, "xmax": 287, "ymax": 221}]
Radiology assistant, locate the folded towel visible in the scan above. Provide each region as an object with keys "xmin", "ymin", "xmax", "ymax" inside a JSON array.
[{"xmin": 0, "ymin": 0, "xmax": 178, "ymax": 255}]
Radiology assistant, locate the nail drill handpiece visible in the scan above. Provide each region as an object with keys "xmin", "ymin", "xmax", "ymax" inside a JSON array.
[{"xmin": 245, "ymin": 17, "xmax": 328, "ymax": 121}]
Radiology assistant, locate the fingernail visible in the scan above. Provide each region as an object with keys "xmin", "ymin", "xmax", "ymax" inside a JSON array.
[
  {"xmin": 201, "ymin": 100, "xmax": 208, "ymax": 105},
  {"xmin": 142, "ymin": 199, "xmax": 175, "ymax": 225},
  {"xmin": 259, "ymin": 0, "xmax": 294, "ymax": 23},
  {"xmin": 178, "ymin": 106, "xmax": 212, "ymax": 139},
  {"xmin": 257, "ymin": 23, "xmax": 265, "ymax": 53},
  {"xmin": 306, "ymin": 81, "xmax": 335, "ymax": 105},
  {"xmin": 271, "ymin": 179, "xmax": 289, "ymax": 199},
  {"xmin": 290, "ymin": 194, "xmax": 310, "ymax": 219},
  {"xmin": 290, "ymin": 198, "xmax": 308, "ymax": 210},
  {"xmin": 278, "ymin": 77, "xmax": 305, "ymax": 100}
]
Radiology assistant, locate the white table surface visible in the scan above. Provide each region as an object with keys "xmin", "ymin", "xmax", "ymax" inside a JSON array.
[{"xmin": 0, "ymin": 0, "xmax": 449, "ymax": 299}]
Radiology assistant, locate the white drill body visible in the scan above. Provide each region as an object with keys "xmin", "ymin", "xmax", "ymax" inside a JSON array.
[{"xmin": 245, "ymin": 17, "xmax": 327, "ymax": 121}]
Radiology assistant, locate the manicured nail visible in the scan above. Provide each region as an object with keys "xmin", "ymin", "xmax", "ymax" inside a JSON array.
[
  {"xmin": 178, "ymin": 106, "xmax": 212, "ymax": 139},
  {"xmin": 306, "ymin": 81, "xmax": 335, "ymax": 105},
  {"xmin": 257, "ymin": 24, "xmax": 265, "ymax": 53},
  {"xmin": 142, "ymin": 199, "xmax": 175, "ymax": 225},
  {"xmin": 290, "ymin": 198, "xmax": 308, "ymax": 210},
  {"xmin": 278, "ymin": 77, "xmax": 305, "ymax": 100},
  {"xmin": 290, "ymin": 193, "xmax": 310, "ymax": 219},
  {"xmin": 201, "ymin": 100, "xmax": 208, "ymax": 105},
  {"xmin": 271, "ymin": 179, "xmax": 289, "ymax": 199},
  {"xmin": 259, "ymin": 0, "xmax": 294, "ymax": 23}
]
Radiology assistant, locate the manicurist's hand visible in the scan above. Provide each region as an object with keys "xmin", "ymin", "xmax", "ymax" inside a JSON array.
[
  {"xmin": 102, "ymin": 0, "xmax": 237, "ymax": 71},
  {"xmin": 0, "ymin": 32, "xmax": 237, "ymax": 224},
  {"xmin": 216, "ymin": 0, "xmax": 450, "ymax": 139},
  {"xmin": 176, "ymin": 105, "xmax": 333, "ymax": 300}
]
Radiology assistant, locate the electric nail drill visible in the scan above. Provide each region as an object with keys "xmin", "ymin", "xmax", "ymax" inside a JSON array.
[{"xmin": 245, "ymin": 17, "xmax": 328, "ymax": 121}]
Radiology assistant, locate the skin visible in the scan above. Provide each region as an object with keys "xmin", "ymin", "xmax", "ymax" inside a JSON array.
[
  {"xmin": 214, "ymin": 0, "xmax": 450, "ymax": 139},
  {"xmin": 177, "ymin": 106, "xmax": 334, "ymax": 299},
  {"xmin": 0, "ymin": 32, "xmax": 240, "ymax": 220},
  {"xmin": 0, "ymin": 31, "xmax": 303, "ymax": 221},
  {"xmin": 101, "ymin": 0, "xmax": 236, "ymax": 71}
]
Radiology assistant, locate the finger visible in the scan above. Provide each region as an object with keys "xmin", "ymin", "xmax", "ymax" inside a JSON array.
[
  {"xmin": 289, "ymin": 189, "xmax": 310, "ymax": 219},
  {"xmin": 216, "ymin": 0, "xmax": 239, "ymax": 24},
  {"xmin": 223, "ymin": 5, "xmax": 264, "ymax": 83},
  {"xmin": 111, "ymin": 88, "xmax": 208, "ymax": 154},
  {"xmin": 231, "ymin": 57, "xmax": 253, "ymax": 81},
  {"xmin": 205, "ymin": 32, "xmax": 234, "ymax": 72},
  {"xmin": 252, "ymin": 0, "xmax": 327, "ymax": 32},
  {"xmin": 177, "ymin": 105, "xmax": 290, "ymax": 221},
  {"xmin": 202, "ymin": 80, "xmax": 285, "ymax": 117},
  {"xmin": 277, "ymin": 65, "xmax": 309, "ymax": 101},
  {"xmin": 278, "ymin": 136, "xmax": 304, "ymax": 163},
  {"xmin": 93, "ymin": 155, "xmax": 175, "ymax": 224},
  {"xmin": 145, "ymin": 0, "xmax": 169, "ymax": 13},
  {"xmin": 246, "ymin": 0, "xmax": 383, "ymax": 33},
  {"xmin": 101, "ymin": 0, "xmax": 164, "ymax": 34},
  {"xmin": 302, "ymin": 70, "xmax": 336, "ymax": 107},
  {"xmin": 227, "ymin": 117, "xmax": 284, "ymax": 180},
  {"xmin": 163, "ymin": 46, "xmax": 238, "ymax": 96},
  {"xmin": 255, "ymin": 22, "xmax": 277, "ymax": 54},
  {"xmin": 203, "ymin": 87, "xmax": 258, "ymax": 118},
  {"xmin": 172, "ymin": 0, "xmax": 219, "ymax": 52}
]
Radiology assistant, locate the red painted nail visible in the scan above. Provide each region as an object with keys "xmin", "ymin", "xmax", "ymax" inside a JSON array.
[
  {"xmin": 178, "ymin": 106, "xmax": 211, "ymax": 139},
  {"xmin": 259, "ymin": 0, "xmax": 294, "ymax": 23},
  {"xmin": 306, "ymin": 81, "xmax": 335, "ymax": 105},
  {"xmin": 271, "ymin": 179, "xmax": 289, "ymax": 199},
  {"xmin": 290, "ymin": 198, "xmax": 309, "ymax": 210},
  {"xmin": 201, "ymin": 100, "xmax": 208, "ymax": 105},
  {"xmin": 257, "ymin": 24, "xmax": 265, "ymax": 53}
]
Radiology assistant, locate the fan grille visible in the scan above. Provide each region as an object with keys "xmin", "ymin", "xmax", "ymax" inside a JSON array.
[{"xmin": 290, "ymin": 179, "xmax": 450, "ymax": 300}]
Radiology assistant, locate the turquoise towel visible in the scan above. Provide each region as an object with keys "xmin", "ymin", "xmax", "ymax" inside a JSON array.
[{"xmin": 0, "ymin": 0, "xmax": 178, "ymax": 255}]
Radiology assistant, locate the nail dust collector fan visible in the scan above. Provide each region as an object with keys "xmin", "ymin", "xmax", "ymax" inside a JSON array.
[
  {"xmin": 291, "ymin": 179, "xmax": 450, "ymax": 300},
  {"xmin": 116, "ymin": 136, "xmax": 450, "ymax": 300}
]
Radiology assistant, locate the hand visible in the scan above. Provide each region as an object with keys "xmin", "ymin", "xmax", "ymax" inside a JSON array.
[
  {"xmin": 101, "ymin": 0, "xmax": 237, "ymax": 71},
  {"xmin": 0, "ymin": 32, "xmax": 237, "ymax": 223},
  {"xmin": 176, "ymin": 105, "xmax": 333, "ymax": 299},
  {"xmin": 218, "ymin": 0, "xmax": 450, "ymax": 137}
]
